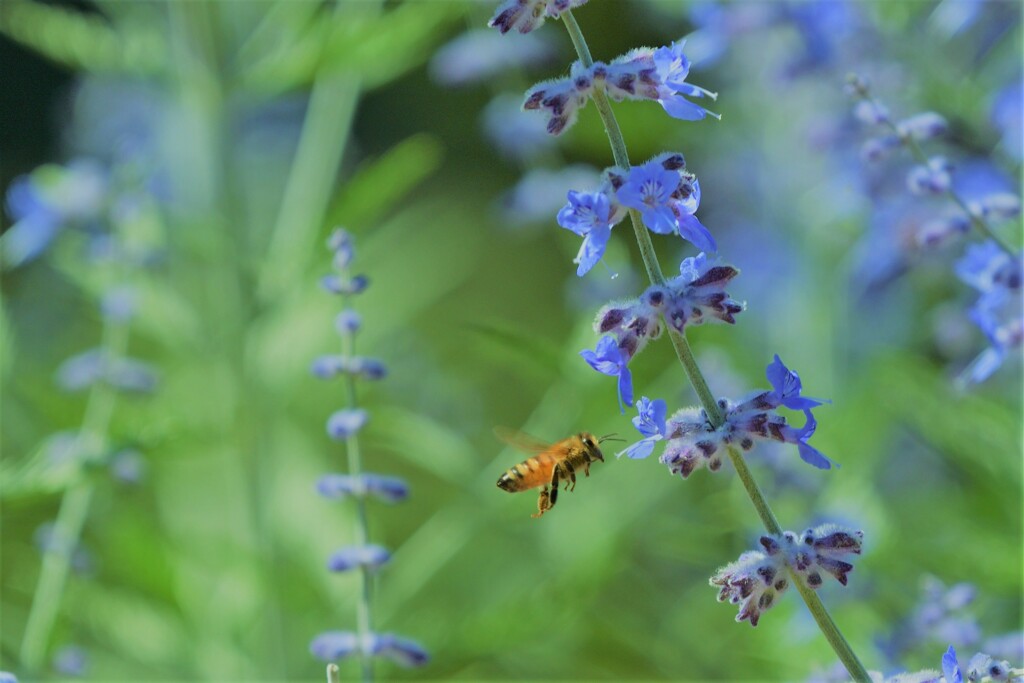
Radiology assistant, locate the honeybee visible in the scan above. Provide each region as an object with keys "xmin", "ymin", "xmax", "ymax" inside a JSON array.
[{"xmin": 495, "ymin": 428, "xmax": 620, "ymax": 518}]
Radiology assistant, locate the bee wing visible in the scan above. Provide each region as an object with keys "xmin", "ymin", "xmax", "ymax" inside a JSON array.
[{"xmin": 493, "ymin": 427, "xmax": 562, "ymax": 455}]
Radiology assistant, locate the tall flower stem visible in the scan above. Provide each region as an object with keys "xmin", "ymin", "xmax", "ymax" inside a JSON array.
[
  {"xmin": 562, "ymin": 11, "xmax": 870, "ymax": 682},
  {"xmin": 19, "ymin": 317, "xmax": 129, "ymax": 673},
  {"xmin": 340, "ymin": 294, "xmax": 374, "ymax": 683}
]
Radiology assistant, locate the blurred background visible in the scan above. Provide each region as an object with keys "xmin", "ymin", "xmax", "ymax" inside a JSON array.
[{"xmin": 1, "ymin": 0, "xmax": 1021, "ymax": 680}]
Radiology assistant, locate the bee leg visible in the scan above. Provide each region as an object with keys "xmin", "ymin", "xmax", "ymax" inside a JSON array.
[
  {"xmin": 547, "ymin": 467, "xmax": 561, "ymax": 510},
  {"xmin": 583, "ymin": 462, "xmax": 591, "ymax": 477},
  {"xmin": 563, "ymin": 460, "xmax": 577, "ymax": 492},
  {"xmin": 531, "ymin": 487, "xmax": 551, "ymax": 518}
]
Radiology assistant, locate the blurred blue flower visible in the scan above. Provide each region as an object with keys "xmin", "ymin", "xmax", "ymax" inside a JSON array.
[
  {"xmin": 99, "ymin": 286, "xmax": 138, "ymax": 323},
  {"xmin": 335, "ymin": 310, "xmax": 361, "ymax": 335},
  {"xmin": 55, "ymin": 349, "xmax": 159, "ymax": 394},
  {"xmin": 482, "ymin": 94, "xmax": 555, "ymax": 161},
  {"xmin": 326, "ymin": 409, "xmax": 369, "ymax": 440},
  {"xmin": 991, "ymin": 79, "xmax": 1022, "ymax": 161},
  {"xmin": 327, "ymin": 545, "xmax": 391, "ymax": 573},
  {"xmin": 311, "ymin": 631, "xmax": 428, "ymax": 667},
  {"xmin": 501, "ymin": 164, "xmax": 601, "ymax": 226},
  {"xmin": 580, "ymin": 335, "xmax": 633, "ymax": 411},
  {"xmin": 2, "ymin": 160, "xmax": 107, "ymax": 268},
  {"xmin": 430, "ymin": 29, "xmax": 554, "ymax": 86},
  {"xmin": 52, "ymin": 645, "xmax": 88, "ymax": 677},
  {"xmin": 0, "ymin": 671, "xmax": 18, "ymax": 683},
  {"xmin": 317, "ymin": 474, "xmax": 410, "ymax": 503},
  {"xmin": 110, "ymin": 449, "xmax": 146, "ymax": 485},
  {"xmin": 320, "ymin": 274, "xmax": 369, "ymax": 295}
]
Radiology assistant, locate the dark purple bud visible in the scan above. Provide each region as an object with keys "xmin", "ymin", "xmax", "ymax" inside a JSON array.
[
  {"xmin": 599, "ymin": 308, "xmax": 625, "ymax": 332},
  {"xmin": 806, "ymin": 571, "xmax": 823, "ymax": 588},
  {"xmin": 657, "ymin": 152, "xmax": 686, "ymax": 171}
]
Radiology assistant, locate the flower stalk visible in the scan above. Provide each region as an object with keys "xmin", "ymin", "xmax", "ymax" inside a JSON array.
[{"xmin": 562, "ymin": 10, "xmax": 870, "ymax": 682}]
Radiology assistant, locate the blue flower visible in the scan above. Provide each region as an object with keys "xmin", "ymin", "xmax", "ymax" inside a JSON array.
[
  {"xmin": 652, "ymin": 41, "xmax": 720, "ymax": 121},
  {"xmin": 942, "ymin": 646, "xmax": 963, "ymax": 683},
  {"xmin": 782, "ymin": 411, "xmax": 836, "ymax": 470},
  {"xmin": 327, "ymin": 544, "xmax": 391, "ymax": 573},
  {"xmin": 0, "ymin": 671, "xmax": 18, "ymax": 683},
  {"xmin": 580, "ymin": 335, "xmax": 633, "ymax": 411},
  {"xmin": 617, "ymin": 162, "xmax": 681, "ymax": 235},
  {"xmin": 326, "ymin": 408, "xmax": 369, "ymax": 440},
  {"xmin": 620, "ymin": 397, "xmax": 667, "ymax": 459},
  {"xmin": 765, "ymin": 355, "xmax": 827, "ymax": 411},
  {"xmin": 557, "ymin": 190, "xmax": 613, "ymax": 276}
]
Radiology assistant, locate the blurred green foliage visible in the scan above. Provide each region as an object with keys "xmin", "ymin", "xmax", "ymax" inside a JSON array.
[{"xmin": 1, "ymin": 0, "xmax": 1021, "ymax": 681}]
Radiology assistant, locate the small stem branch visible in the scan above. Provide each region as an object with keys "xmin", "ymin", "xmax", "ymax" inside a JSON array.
[
  {"xmin": 849, "ymin": 81, "xmax": 1018, "ymax": 256},
  {"xmin": 564, "ymin": 11, "xmax": 870, "ymax": 682},
  {"xmin": 327, "ymin": 663, "xmax": 341, "ymax": 683}
]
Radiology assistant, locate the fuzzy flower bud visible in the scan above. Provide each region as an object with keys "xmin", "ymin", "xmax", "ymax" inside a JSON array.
[
  {"xmin": 710, "ymin": 524, "xmax": 863, "ymax": 626},
  {"xmin": 523, "ymin": 61, "xmax": 594, "ymax": 135}
]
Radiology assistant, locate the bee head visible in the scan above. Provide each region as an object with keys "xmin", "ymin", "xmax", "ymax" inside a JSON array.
[{"xmin": 580, "ymin": 432, "xmax": 605, "ymax": 462}]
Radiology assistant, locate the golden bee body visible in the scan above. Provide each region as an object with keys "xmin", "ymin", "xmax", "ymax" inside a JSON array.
[{"xmin": 495, "ymin": 430, "xmax": 606, "ymax": 518}]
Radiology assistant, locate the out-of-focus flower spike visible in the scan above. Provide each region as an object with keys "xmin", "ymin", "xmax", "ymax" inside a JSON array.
[
  {"xmin": 907, "ymin": 157, "xmax": 953, "ymax": 196},
  {"xmin": 326, "ymin": 228, "xmax": 354, "ymax": 269},
  {"xmin": 317, "ymin": 474, "xmax": 410, "ymax": 503},
  {"xmin": 0, "ymin": 671, "xmax": 18, "ymax": 683}
]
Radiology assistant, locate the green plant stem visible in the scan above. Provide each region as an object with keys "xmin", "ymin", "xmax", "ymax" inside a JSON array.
[
  {"xmin": 340, "ymin": 299, "xmax": 374, "ymax": 683},
  {"xmin": 562, "ymin": 11, "xmax": 871, "ymax": 682},
  {"xmin": 19, "ymin": 319, "xmax": 129, "ymax": 673},
  {"xmin": 327, "ymin": 663, "xmax": 341, "ymax": 683}
]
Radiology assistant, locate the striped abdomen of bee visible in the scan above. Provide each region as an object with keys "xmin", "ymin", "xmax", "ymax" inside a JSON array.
[{"xmin": 495, "ymin": 432, "xmax": 606, "ymax": 518}]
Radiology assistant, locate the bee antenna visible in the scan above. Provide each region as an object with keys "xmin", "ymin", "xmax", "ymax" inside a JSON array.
[{"xmin": 598, "ymin": 433, "xmax": 624, "ymax": 443}]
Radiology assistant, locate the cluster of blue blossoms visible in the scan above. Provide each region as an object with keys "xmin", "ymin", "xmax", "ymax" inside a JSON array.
[{"xmin": 309, "ymin": 229, "xmax": 427, "ymax": 670}]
